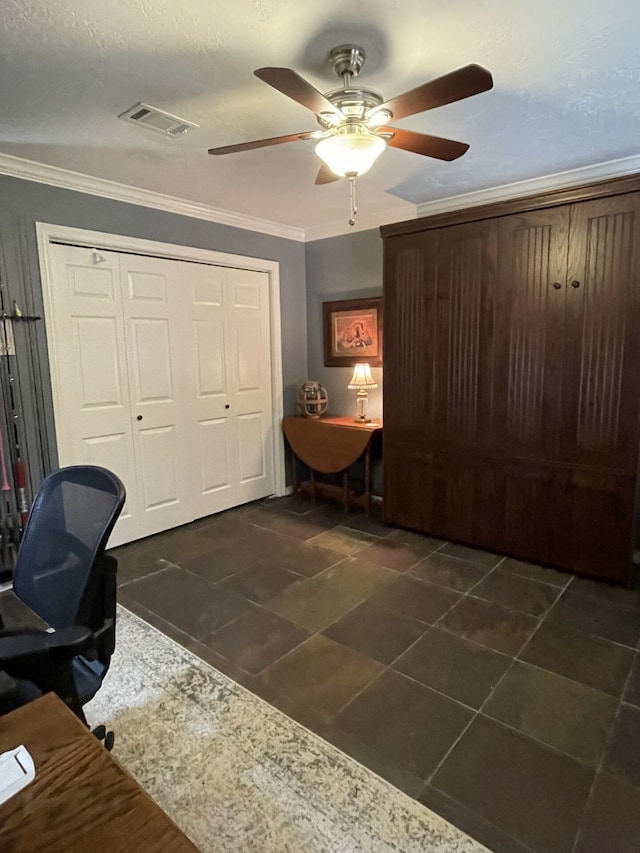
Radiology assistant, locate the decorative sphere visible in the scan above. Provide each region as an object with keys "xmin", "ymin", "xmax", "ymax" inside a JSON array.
[{"xmin": 297, "ymin": 381, "xmax": 328, "ymax": 418}]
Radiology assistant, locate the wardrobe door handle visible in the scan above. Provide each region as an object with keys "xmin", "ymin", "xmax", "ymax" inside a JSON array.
[
  {"xmin": 571, "ymin": 280, "xmax": 581, "ymax": 288},
  {"xmin": 136, "ymin": 415, "xmax": 143, "ymax": 421},
  {"xmin": 552, "ymin": 282, "xmax": 562, "ymax": 290},
  {"xmin": 225, "ymin": 404, "xmax": 230, "ymax": 409}
]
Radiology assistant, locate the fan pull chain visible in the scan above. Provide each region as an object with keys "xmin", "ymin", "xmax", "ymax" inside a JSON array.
[{"xmin": 348, "ymin": 175, "xmax": 357, "ymax": 227}]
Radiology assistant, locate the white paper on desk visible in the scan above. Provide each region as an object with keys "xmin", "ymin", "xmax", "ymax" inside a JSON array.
[{"xmin": 0, "ymin": 745, "xmax": 35, "ymax": 805}]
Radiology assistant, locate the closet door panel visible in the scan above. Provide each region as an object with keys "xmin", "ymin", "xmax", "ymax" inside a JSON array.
[
  {"xmin": 224, "ymin": 269, "xmax": 273, "ymax": 505},
  {"xmin": 237, "ymin": 412, "xmax": 268, "ymax": 484},
  {"xmin": 121, "ymin": 257, "xmax": 193, "ymax": 537},
  {"xmin": 45, "ymin": 245, "xmax": 140, "ymax": 547},
  {"xmin": 129, "ymin": 318, "xmax": 173, "ymax": 404},
  {"xmin": 188, "ymin": 267, "xmax": 235, "ymax": 514},
  {"xmin": 563, "ymin": 193, "xmax": 640, "ymax": 470},
  {"xmin": 187, "ymin": 265, "xmax": 274, "ymax": 516},
  {"xmin": 197, "ymin": 418, "xmax": 233, "ymax": 498},
  {"xmin": 137, "ymin": 425, "xmax": 182, "ymax": 512},
  {"xmin": 194, "ymin": 319, "xmax": 227, "ymax": 397}
]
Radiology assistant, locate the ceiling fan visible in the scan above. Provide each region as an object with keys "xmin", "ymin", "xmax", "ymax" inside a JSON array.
[{"xmin": 208, "ymin": 44, "xmax": 494, "ymax": 188}]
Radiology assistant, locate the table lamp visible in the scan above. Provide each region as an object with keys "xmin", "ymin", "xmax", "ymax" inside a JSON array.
[{"xmin": 348, "ymin": 362, "xmax": 377, "ymax": 423}]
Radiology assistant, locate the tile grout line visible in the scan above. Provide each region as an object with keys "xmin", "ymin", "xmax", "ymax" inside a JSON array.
[
  {"xmin": 569, "ymin": 652, "xmax": 639, "ymax": 853},
  {"xmin": 326, "ymin": 581, "xmax": 472, "ymax": 736},
  {"xmin": 415, "ymin": 563, "xmax": 569, "ymax": 807},
  {"xmin": 419, "ymin": 653, "xmax": 520, "ymax": 794}
]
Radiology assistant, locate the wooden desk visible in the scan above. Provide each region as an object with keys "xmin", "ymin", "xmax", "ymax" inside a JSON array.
[
  {"xmin": 282, "ymin": 415, "xmax": 382, "ymax": 514},
  {"xmin": 0, "ymin": 693, "xmax": 198, "ymax": 852}
]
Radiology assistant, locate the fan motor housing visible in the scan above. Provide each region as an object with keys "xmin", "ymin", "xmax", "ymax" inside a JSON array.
[{"xmin": 317, "ymin": 88, "xmax": 387, "ymax": 129}]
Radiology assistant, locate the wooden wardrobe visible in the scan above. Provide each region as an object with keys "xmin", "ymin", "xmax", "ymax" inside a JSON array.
[{"xmin": 381, "ymin": 175, "xmax": 640, "ymax": 584}]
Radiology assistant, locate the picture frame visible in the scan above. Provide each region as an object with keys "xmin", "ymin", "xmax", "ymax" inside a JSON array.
[{"xmin": 322, "ymin": 297, "xmax": 383, "ymax": 367}]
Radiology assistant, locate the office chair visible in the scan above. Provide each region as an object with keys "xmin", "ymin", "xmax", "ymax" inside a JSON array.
[{"xmin": 0, "ymin": 465, "xmax": 125, "ymax": 725}]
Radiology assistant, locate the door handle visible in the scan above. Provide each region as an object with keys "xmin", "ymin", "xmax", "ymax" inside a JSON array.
[
  {"xmin": 571, "ymin": 280, "xmax": 581, "ymax": 288},
  {"xmin": 136, "ymin": 415, "xmax": 143, "ymax": 421},
  {"xmin": 225, "ymin": 404, "xmax": 230, "ymax": 410},
  {"xmin": 552, "ymin": 282, "xmax": 562, "ymax": 290}
]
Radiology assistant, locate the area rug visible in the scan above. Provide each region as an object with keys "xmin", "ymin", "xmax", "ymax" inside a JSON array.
[{"xmin": 86, "ymin": 606, "xmax": 488, "ymax": 852}]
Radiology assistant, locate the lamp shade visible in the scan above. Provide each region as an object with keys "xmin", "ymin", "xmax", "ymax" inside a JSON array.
[
  {"xmin": 316, "ymin": 127, "xmax": 386, "ymax": 177},
  {"xmin": 348, "ymin": 363, "xmax": 377, "ymax": 389}
]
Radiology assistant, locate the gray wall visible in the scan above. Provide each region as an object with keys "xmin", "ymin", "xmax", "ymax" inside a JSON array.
[
  {"xmin": 305, "ymin": 228, "xmax": 383, "ymax": 420},
  {"xmin": 0, "ymin": 174, "xmax": 307, "ymax": 495}
]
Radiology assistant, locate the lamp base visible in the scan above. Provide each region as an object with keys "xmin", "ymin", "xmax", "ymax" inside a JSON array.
[{"xmin": 354, "ymin": 390, "xmax": 370, "ymax": 423}]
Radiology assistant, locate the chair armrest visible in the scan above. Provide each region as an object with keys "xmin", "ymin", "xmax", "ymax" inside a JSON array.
[
  {"xmin": 0, "ymin": 630, "xmax": 50, "ymax": 665},
  {"xmin": 0, "ymin": 625, "xmax": 94, "ymax": 664},
  {"xmin": 45, "ymin": 625, "xmax": 93, "ymax": 658}
]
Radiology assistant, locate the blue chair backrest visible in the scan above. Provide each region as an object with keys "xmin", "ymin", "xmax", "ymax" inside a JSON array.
[{"xmin": 12, "ymin": 466, "xmax": 126, "ymax": 630}]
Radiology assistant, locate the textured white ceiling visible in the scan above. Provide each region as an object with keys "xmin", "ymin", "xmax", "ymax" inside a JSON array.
[{"xmin": 1, "ymin": 0, "xmax": 639, "ymax": 236}]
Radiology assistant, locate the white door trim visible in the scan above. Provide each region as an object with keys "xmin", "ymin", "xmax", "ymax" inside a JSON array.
[{"xmin": 35, "ymin": 221, "xmax": 286, "ymax": 500}]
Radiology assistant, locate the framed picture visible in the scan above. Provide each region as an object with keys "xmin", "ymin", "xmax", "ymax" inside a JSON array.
[{"xmin": 323, "ymin": 297, "xmax": 383, "ymax": 367}]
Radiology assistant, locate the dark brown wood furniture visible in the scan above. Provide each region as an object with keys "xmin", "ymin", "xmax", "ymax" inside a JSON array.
[
  {"xmin": 282, "ymin": 415, "xmax": 382, "ymax": 514},
  {"xmin": 382, "ymin": 175, "xmax": 640, "ymax": 584},
  {"xmin": 0, "ymin": 693, "xmax": 199, "ymax": 852}
]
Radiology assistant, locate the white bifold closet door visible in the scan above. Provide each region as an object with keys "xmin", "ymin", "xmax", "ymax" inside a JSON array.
[{"xmin": 45, "ymin": 244, "xmax": 274, "ymax": 547}]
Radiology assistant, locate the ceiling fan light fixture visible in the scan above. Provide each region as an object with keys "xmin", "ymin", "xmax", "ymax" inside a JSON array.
[{"xmin": 315, "ymin": 126, "xmax": 386, "ymax": 177}]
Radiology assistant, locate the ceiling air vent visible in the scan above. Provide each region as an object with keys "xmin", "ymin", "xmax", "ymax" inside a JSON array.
[{"xmin": 118, "ymin": 102, "xmax": 199, "ymax": 137}]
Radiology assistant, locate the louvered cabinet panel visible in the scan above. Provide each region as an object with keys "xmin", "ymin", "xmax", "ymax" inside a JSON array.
[
  {"xmin": 493, "ymin": 207, "xmax": 570, "ymax": 459},
  {"xmin": 562, "ymin": 193, "xmax": 640, "ymax": 470},
  {"xmin": 500, "ymin": 460, "xmax": 559, "ymax": 565},
  {"xmin": 384, "ymin": 445, "xmax": 433, "ymax": 532},
  {"xmin": 552, "ymin": 468, "xmax": 636, "ymax": 583},
  {"xmin": 383, "ymin": 231, "xmax": 438, "ymax": 530},
  {"xmin": 384, "ymin": 446, "xmax": 503, "ymax": 549},
  {"xmin": 383, "ymin": 232, "xmax": 438, "ymax": 450},
  {"xmin": 434, "ymin": 220, "xmax": 498, "ymax": 451}
]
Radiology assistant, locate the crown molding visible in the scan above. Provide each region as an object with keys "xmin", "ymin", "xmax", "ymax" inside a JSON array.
[
  {"xmin": 416, "ymin": 155, "xmax": 640, "ymax": 219},
  {"xmin": 4, "ymin": 150, "xmax": 639, "ymax": 246},
  {"xmin": 0, "ymin": 152, "xmax": 306, "ymax": 242}
]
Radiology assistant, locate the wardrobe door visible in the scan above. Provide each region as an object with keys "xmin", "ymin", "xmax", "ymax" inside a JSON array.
[
  {"xmin": 429, "ymin": 218, "xmax": 502, "ymax": 545},
  {"xmin": 383, "ymin": 231, "xmax": 439, "ymax": 529},
  {"xmin": 384, "ymin": 219, "xmax": 500, "ymax": 540},
  {"xmin": 493, "ymin": 205, "xmax": 570, "ymax": 461},
  {"xmin": 554, "ymin": 193, "xmax": 640, "ymax": 581},
  {"xmin": 432, "ymin": 219, "xmax": 499, "ymax": 453},
  {"xmin": 562, "ymin": 193, "xmax": 640, "ymax": 470}
]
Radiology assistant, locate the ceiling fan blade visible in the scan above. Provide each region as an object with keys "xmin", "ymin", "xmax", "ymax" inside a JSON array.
[
  {"xmin": 315, "ymin": 164, "xmax": 340, "ymax": 185},
  {"xmin": 379, "ymin": 127, "xmax": 469, "ymax": 161},
  {"xmin": 255, "ymin": 67, "xmax": 340, "ymax": 118},
  {"xmin": 374, "ymin": 64, "xmax": 493, "ymax": 121},
  {"xmin": 208, "ymin": 131, "xmax": 315, "ymax": 155}
]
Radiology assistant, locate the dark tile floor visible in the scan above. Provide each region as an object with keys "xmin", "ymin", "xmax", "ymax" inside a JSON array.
[{"xmin": 111, "ymin": 495, "xmax": 640, "ymax": 853}]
